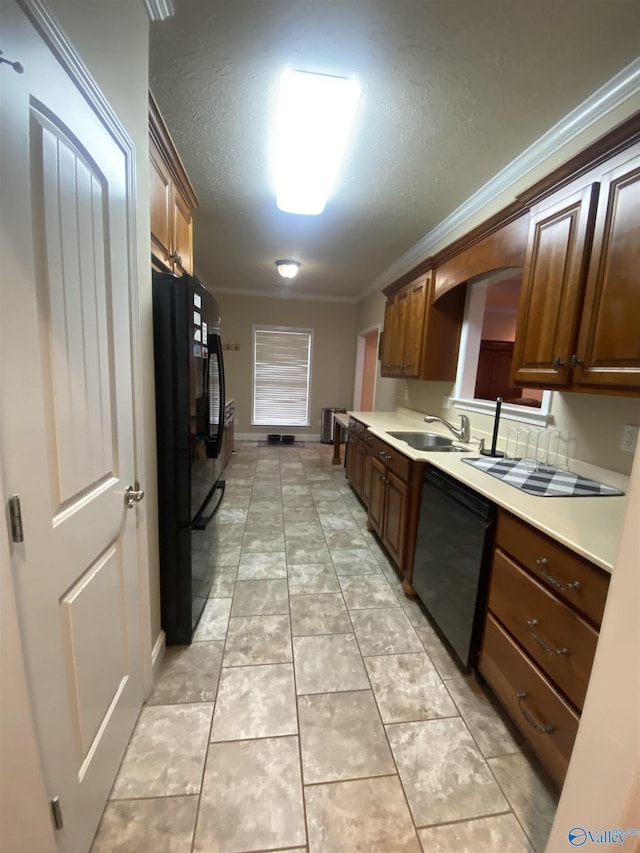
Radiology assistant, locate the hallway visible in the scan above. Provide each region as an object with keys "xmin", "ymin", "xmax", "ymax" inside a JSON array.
[{"xmin": 91, "ymin": 443, "xmax": 557, "ymax": 852}]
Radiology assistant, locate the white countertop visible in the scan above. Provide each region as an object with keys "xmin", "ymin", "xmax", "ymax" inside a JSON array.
[{"xmin": 336, "ymin": 410, "xmax": 629, "ymax": 574}]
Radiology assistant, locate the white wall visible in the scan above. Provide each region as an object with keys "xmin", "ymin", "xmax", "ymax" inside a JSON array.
[{"xmin": 215, "ymin": 293, "xmax": 358, "ymax": 436}]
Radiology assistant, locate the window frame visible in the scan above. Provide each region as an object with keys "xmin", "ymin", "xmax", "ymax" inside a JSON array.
[
  {"xmin": 449, "ymin": 273, "xmax": 553, "ymax": 426},
  {"xmin": 251, "ymin": 324, "xmax": 313, "ymax": 427}
]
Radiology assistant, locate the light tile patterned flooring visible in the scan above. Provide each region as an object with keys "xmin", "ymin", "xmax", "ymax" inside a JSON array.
[{"xmin": 91, "ymin": 443, "xmax": 558, "ymax": 853}]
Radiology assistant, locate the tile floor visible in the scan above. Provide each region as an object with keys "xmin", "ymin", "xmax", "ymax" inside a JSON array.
[{"xmin": 91, "ymin": 443, "xmax": 558, "ymax": 853}]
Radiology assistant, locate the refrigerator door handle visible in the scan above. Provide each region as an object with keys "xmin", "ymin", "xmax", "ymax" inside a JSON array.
[{"xmin": 211, "ymin": 333, "xmax": 225, "ymax": 459}]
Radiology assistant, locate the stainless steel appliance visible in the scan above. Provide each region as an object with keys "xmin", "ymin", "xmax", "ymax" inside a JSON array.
[
  {"xmin": 413, "ymin": 467, "xmax": 496, "ymax": 668},
  {"xmin": 153, "ymin": 271, "xmax": 226, "ymax": 644}
]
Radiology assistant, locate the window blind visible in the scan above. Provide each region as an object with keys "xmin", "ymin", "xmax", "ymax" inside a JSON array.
[{"xmin": 252, "ymin": 326, "xmax": 312, "ymax": 426}]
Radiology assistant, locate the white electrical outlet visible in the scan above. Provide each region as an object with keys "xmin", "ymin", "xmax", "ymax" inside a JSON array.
[
  {"xmin": 442, "ymin": 396, "xmax": 451, "ymax": 410},
  {"xmin": 403, "ymin": 388, "xmax": 409, "ymax": 401},
  {"xmin": 620, "ymin": 424, "xmax": 639, "ymax": 453}
]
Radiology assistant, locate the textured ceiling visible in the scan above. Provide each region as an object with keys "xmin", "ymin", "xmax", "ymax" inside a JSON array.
[{"xmin": 149, "ymin": 0, "xmax": 640, "ymax": 301}]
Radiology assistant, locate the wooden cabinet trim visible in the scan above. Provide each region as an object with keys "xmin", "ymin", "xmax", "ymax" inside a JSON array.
[
  {"xmin": 433, "ymin": 215, "xmax": 529, "ymax": 302},
  {"xmin": 149, "ymin": 91, "xmax": 198, "ymax": 211}
]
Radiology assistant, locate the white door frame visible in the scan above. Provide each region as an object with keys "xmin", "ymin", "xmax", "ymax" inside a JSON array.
[
  {"xmin": 353, "ymin": 323, "xmax": 381, "ymax": 410},
  {"xmin": 0, "ymin": 0, "xmax": 153, "ymax": 844}
]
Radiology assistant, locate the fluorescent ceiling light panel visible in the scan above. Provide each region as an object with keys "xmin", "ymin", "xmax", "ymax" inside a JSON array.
[{"xmin": 273, "ymin": 69, "xmax": 361, "ymax": 215}]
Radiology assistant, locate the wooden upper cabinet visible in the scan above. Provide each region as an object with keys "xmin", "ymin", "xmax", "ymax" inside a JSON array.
[
  {"xmin": 172, "ymin": 189, "xmax": 194, "ymax": 275},
  {"xmin": 402, "ymin": 278, "xmax": 427, "ymax": 375},
  {"xmin": 381, "ymin": 273, "xmax": 453, "ymax": 380},
  {"xmin": 381, "ymin": 295, "xmax": 405, "ymax": 376},
  {"xmin": 149, "ymin": 92, "xmax": 198, "ymax": 275},
  {"xmin": 511, "ymin": 184, "xmax": 598, "ymax": 387},
  {"xmin": 512, "ymin": 144, "xmax": 640, "ymax": 394},
  {"xmin": 149, "ymin": 136, "xmax": 171, "ymax": 264},
  {"xmin": 572, "ymin": 153, "xmax": 640, "ymax": 390}
]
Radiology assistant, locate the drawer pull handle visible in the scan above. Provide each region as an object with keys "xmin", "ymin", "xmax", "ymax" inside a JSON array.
[
  {"xmin": 527, "ymin": 619, "xmax": 568, "ymax": 656},
  {"xmin": 378, "ymin": 451, "xmax": 391, "ymax": 461},
  {"xmin": 535, "ymin": 559, "xmax": 582, "ymax": 592},
  {"xmin": 515, "ymin": 691, "xmax": 553, "ymax": 734}
]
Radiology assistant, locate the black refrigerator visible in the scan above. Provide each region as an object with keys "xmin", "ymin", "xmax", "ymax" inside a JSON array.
[{"xmin": 152, "ymin": 271, "xmax": 226, "ymax": 645}]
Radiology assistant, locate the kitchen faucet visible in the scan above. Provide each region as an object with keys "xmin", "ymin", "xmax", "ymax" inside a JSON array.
[{"xmin": 424, "ymin": 413, "xmax": 470, "ymax": 442}]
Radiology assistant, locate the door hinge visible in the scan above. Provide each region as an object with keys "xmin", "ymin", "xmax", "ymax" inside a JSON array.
[
  {"xmin": 50, "ymin": 796, "xmax": 64, "ymax": 830},
  {"xmin": 8, "ymin": 494, "xmax": 24, "ymax": 543}
]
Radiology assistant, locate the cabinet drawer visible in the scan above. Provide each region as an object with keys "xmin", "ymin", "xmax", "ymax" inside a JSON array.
[
  {"xmin": 496, "ymin": 510, "xmax": 609, "ymax": 626},
  {"xmin": 479, "ymin": 613, "xmax": 579, "ymax": 788},
  {"xmin": 489, "ymin": 549, "xmax": 598, "ymax": 710},
  {"xmin": 369, "ymin": 435, "xmax": 412, "ymax": 482}
]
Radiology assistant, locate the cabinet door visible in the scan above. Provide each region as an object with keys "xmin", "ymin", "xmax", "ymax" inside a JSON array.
[
  {"xmin": 381, "ymin": 297, "xmax": 403, "ymax": 376},
  {"xmin": 346, "ymin": 434, "xmax": 365, "ymax": 497},
  {"xmin": 149, "ymin": 137, "xmax": 171, "ymax": 266},
  {"xmin": 368, "ymin": 457, "xmax": 386, "ymax": 536},
  {"xmin": 383, "ymin": 469, "xmax": 409, "ymax": 567},
  {"xmin": 511, "ymin": 184, "xmax": 598, "ymax": 387},
  {"xmin": 572, "ymin": 154, "xmax": 640, "ymax": 390},
  {"xmin": 401, "ymin": 277, "xmax": 427, "ymax": 377},
  {"xmin": 361, "ymin": 448, "xmax": 373, "ymax": 507},
  {"xmin": 345, "ymin": 436, "xmax": 358, "ymax": 486},
  {"xmin": 172, "ymin": 188, "xmax": 193, "ymax": 275}
]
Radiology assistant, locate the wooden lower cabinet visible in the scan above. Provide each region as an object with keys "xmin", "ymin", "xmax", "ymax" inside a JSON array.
[
  {"xmin": 365, "ymin": 441, "xmax": 422, "ymax": 583},
  {"xmin": 479, "ymin": 509, "xmax": 609, "ymax": 788},
  {"xmin": 345, "ymin": 428, "xmax": 370, "ymax": 503},
  {"xmin": 480, "ymin": 614, "xmax": 580, "ymax": 788},
  {"xmin": 379, "ymin": 467, "xmax": 410, "ymax": 567}
]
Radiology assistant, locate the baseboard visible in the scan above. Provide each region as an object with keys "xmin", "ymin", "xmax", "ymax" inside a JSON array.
[{"xmin": 236, "ymin": 432, "xmax": 322, "ymax": 442}]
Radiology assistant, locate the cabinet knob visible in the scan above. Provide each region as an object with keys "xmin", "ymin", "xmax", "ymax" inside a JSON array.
[
  {"xmin": 552, "ymin": 356, "xmax": 565, "ymax": 370},
  {"xmin": 570, "ymin": 354, "xmax": 583, "ymax": 368}
]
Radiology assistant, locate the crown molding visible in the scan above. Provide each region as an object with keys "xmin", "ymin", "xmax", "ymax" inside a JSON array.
[
  {"xmin": 213, "ymin": 286, "xmax": 358, "ymax": 304},
  {"xmin": 360, "ymin": 57, "xmax": 640, "ymax": 301}
]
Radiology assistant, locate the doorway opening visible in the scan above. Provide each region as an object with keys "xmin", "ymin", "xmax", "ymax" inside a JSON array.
[{"xmin": 353, "ymin": 325, "xmax": 380, "ymax": 411}]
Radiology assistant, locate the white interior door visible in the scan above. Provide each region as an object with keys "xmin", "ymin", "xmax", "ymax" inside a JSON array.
[{"xmin": 0, "ymin": 3, "xmax": 143, "ymax": 851}]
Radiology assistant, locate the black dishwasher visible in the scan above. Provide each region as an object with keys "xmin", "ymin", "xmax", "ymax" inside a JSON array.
[{"xmin": 413, "ymin": 466, "xmax": 496, "ymax": 669}]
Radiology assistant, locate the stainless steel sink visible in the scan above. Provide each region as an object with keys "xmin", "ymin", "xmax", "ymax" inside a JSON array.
[{"xmin": 387, "ymin": 431, "xmax": 469, "ymax": 452}]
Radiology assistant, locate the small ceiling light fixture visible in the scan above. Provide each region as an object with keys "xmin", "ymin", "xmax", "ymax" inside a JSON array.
[
  {"xmin": 275, "ymin": 259, "xmax": 301, "ymax": 280},
  {"xmin": 273, "ymin": 68, "xmax": 361, "ymax": 216}
]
